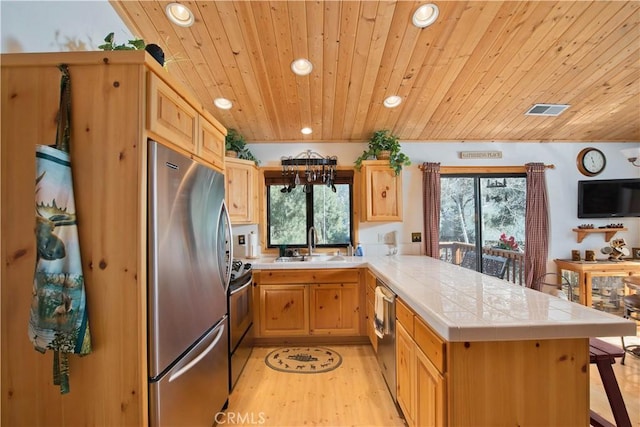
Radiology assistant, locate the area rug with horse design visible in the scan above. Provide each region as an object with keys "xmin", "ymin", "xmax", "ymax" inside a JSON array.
[{"xmin": 264, "ymin": 346, "xmax": 342, "ymax": 374}]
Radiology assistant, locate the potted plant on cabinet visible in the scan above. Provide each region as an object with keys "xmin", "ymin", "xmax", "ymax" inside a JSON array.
[
  {"xmin": 225, "ymin": 129, "xmax": 260, "ymax": 165},
  {"xmin": 354, "ymin": 129, "xmax": 410, "ymax": 175}
]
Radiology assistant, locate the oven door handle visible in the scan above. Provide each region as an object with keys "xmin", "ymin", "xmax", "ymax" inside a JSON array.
[{"xmin": 230, "ymin": 279, "xmax": 252, "ymax": 296}]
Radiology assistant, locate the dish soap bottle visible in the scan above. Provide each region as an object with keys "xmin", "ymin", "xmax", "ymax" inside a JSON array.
[{"xmin": 355, "ymin": 243, "xmax": 364, "ymax": 257}]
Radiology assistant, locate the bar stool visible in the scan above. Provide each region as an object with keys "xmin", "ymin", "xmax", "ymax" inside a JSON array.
[{"xmin": 621, "ymin": 276, "xmax": 640, "ymax": 364}]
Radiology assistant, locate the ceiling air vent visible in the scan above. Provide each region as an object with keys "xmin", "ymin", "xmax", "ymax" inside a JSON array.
[{"xmin": 525, "ymin": 104, "xmax": 570, "ymax": 116}]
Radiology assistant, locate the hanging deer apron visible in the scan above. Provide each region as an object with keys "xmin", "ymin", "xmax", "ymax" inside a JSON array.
[{"xmin": 29, "ymin": 64, "xmax": 91, "ymax": 394}]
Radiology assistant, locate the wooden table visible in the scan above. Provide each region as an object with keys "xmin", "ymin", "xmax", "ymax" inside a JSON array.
[{"xmin": 554, "ymin": 259, "xmax": 640, "ymax": 307}]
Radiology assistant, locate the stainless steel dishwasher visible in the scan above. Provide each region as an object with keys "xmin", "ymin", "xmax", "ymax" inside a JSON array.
[{"xmin": 375, "ymin": 278, "xmax": 397, "ymax": 402}]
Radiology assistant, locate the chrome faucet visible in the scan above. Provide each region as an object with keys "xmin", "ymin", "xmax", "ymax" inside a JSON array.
[{"xmin": 308, "ymin": 226, "xmax": 316, "ymax": 256}]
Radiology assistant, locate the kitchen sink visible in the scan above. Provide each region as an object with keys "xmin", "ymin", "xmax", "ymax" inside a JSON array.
[{"xmin": 274, "ymin": 255, "xmax": 347, "ymax": 263}]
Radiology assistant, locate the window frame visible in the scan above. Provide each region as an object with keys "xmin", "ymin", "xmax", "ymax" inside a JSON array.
[{"xmin": 264, "ymin": 170, "xmax": 354, "ymax": 250}]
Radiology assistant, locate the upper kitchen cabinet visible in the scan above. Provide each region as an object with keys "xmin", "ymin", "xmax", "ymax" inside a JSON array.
[
  {"xmin": 147, "ymin": 73, "xmax": 226, "ymax": 172},
  {"xmin": 1, "ymin": 50, "xmax": 226, "ymax": 427},
  {"xmin": 225, "ymin": 157, "xmax": 259, "ymax": 224},
  {"xmin": 360, "ymin": 160, "xmax": 403, "ymax": 222}
]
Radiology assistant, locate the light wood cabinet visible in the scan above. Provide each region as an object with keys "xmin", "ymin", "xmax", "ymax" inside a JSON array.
[
  {"xmin": 415, "ymin": 346, "xmax": 446, "ymax": 427},
  {"xmin": 225, "ymin": 157, "xmax": 259, "ymax": 224},
  {"xmin": 360, "ymin": 160, "xmax": 402, "ymax": 222},
  {"xmin": 147, "ymin": 72, "xmax": 226, "ymax": 172},
  {"xmin": 396, "ymin": 296, "xmax": 587, "ymax": 426},
  {"xmin": 396, "ymin": 298, "xmax": 446, "ymax": 427},
  {"xmin": 259, "ymin": 284, "xmax": 309, "ymax": 336},
  {"xmin": 253, "ymin": 269, "xmax": 364, "ymax": 340},
  {"xmin": 198, "ymin": 117, "xmax": 225, "ymax": 172},
  {"xmin": 1, "ymin": 51, "xmax": 227, "ymax": 426},
  {"xmin": 309, "ymin": 284, "xmax": 360, "ymax": 335},
  {"xmin": 147, "ymin": 72, "xmax": 198, "ymax": 153},
  {"xmin": 396, "ymin": 321, "xmax": 417, "ymax": 426}
]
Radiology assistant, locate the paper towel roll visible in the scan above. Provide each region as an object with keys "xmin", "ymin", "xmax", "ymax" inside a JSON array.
[{"xmin": 246, "ymin": 232, "xmax": 259, "ymax": 259}]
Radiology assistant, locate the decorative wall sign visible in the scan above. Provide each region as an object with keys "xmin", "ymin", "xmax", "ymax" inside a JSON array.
[{"xmin": 459, "ymin": 151, "xmax": 503, "ymax": 159}]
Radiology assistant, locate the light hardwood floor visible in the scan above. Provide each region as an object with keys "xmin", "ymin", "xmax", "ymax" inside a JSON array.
[
  {"xmin": 227, "ymin": 345, "xmax": 404, "ymax": 426},
  {"xmin": 227, "ymin": 341, "xmax": 639, "ymax": 426}
]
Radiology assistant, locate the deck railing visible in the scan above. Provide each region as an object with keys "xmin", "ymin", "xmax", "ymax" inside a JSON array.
[{"xmin": 439, "ymin": 242, "xmax": 525, "ymax": 287}]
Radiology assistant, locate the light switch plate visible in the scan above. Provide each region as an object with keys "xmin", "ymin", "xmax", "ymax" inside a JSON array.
[{"xmin": 411, "ymin": 232, "xmax": 422, "ymax": 243}]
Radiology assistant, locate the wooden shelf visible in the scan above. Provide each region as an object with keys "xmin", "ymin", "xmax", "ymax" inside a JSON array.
[{"xmin": 572, "ymin": 228, "xmax": 627, "ymax": 243}]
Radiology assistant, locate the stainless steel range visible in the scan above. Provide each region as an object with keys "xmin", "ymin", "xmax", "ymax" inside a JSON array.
[{"xmin": 228, "ymin": 260, "xmax": 253, "ymax": 390}]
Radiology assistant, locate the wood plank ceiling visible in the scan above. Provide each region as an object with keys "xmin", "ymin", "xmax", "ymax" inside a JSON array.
[{"xmin": 110, "ymin": 1, "xmax": 640, "ymax": 143}]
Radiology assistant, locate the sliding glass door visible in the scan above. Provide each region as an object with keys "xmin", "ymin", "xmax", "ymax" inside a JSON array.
[{"xmin": 439, "ymin": 174, "xmax": 526, "ymax": 281}]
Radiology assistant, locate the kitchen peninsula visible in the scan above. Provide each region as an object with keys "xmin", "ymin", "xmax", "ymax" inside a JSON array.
[{"xmin": 251, "ymin": 255, "xmax": 635, "ymax": 426}]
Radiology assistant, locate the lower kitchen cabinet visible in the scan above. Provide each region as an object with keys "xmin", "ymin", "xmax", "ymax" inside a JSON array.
[
  {"xmin": 310, "ymin": 284, "xmax": 360, "ymax": 335},
  {"xmin": 253, "ymin": 269, "xmax": 364, "ymax": 340},
  {"xmin": 396, "ymin": 298, "xmax": 446, "ymax": 427},
  {"xmin": 416, "ymin": 344, "xmax": 446, "ymax": 426},
  {"xmin": 396, "ymin": 322, "xmax": 416, "ymax": 426},
  {"xmin": 259, "ymin": 284, "xmax": 309, "ymax": 337}
]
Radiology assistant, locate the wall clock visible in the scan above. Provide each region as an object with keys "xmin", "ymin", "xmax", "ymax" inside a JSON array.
[{"xmin": 576, "ymin": 147, "xmax": 606, "ymax": 176}]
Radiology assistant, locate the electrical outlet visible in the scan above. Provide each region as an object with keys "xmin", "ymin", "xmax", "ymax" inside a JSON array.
[
  {"xmin": 411, "ymin": 232, "xmax": 422, "ymax": 243},
  {"xmin": 238, "ymin": 235, "xmax": 245, "ymax": 245}
]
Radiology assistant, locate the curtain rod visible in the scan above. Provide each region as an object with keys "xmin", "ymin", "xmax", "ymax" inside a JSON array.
[{"xmin": 418, "ymin": 164, "xmax": 555, "ymax": 171}]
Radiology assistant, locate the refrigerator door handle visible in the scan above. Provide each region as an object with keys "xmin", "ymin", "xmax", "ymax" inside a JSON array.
[
  {"xmin": 168, "ymin": 323, "xmax": 225, "ymax": 383},
  {"xmin": 219, "ymin": 200, "xmax": 233, "ymax": 293}
]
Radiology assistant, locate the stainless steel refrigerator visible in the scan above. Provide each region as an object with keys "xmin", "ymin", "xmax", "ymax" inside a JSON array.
[{"xmin": 147, "ymin": 140, "xmax": 231, "ymax": 426}]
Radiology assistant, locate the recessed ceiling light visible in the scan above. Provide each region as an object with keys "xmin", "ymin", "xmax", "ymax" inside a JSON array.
[
  {"xmin": 166, "ymin": 3, "xmax": 194, "ymax": 28},
  {"xmin": 291, "ymin": 58, "xmax": 313, "ymax": 76},
  {"xmin": 412, "ymin": 4, "xmax": 439, "ymax": 28},
  {"xmin": 301, "ymin": 127, "xmax": 313, "ymax": 135},
  {"xmin": 384, "ymin": 95, "xmax": 402, "ymax": 108},
  {"xmin": 213, "ymin": 98, "xmax": 233, "ymax": 110}
]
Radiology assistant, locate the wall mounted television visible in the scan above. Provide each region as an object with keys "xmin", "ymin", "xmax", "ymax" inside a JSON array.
[{"xmin": 578, "ymin": 178, "xmax": 640, "ymax": 218}]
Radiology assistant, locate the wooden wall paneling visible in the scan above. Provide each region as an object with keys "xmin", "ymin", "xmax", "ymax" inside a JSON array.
[
  {"xmin": 456, "ymin": 1, "xmax": 584, "ymax": 140},
  {"xmin": 206, "ymin": 2, "xmax": 268, "ymax": 139},
  {"xmin": 405, "ymin": 1, "xmax": 482, "ymax": 140},
  {"xmin": 321, "ymin": 1, "xmax": 341, "ymax": 138},
  {"xmin": 286, "ymin": 1, "xmax": 313, "ymax": 136},
  {"xmin": 305, "ymin": 0, "xmax": 326, "ymax": 139},
  {"xmin": 330, "ymin": 1, "xmax": 361, "ymax": 138},
  {"xmin": 361, "ymin": 0, "xmax": 416, "ymax": 135},
  {"xmin": 2, "ymin": 57, "xmax": 146, "ymax": 426},
  {"xmin": 349, "ymin": 0, "xmax": 395, "ymax": 140},
  {"xmin": 447, "ymin": 339, "xmax": 590, "ymax": 426},
  {"xmin": 2, "ymin": 64, "xmax": 63, "ymax": 427},
  {"xmin": 441, "ymin": 2, "xmax": 558, "ymax": 141},
  {"xmin": 230, "ymin": 1, "xmax": 280, "ymax": 141},
  {"xmin": 499, "ymin": 2, "xmax": 633, "ymax": 140}
]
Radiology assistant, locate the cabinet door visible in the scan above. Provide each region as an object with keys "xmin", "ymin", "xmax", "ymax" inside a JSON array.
[
  {"xmin": 259, "ymin": 285, "xmax": 308, "ymax": 336},
  {"xmin": 362, "ymin": 161, "xmax": 402, "ymax": 221},
  {"xmin": 309, "ymin": 284, "xmax": 360, "ymax": 335},
  {"xmin": 225, "ymin": 159, "xmax": 256, "ymax": 224},
  {"xmin": 147, "ymin": 73, "xmax": 197, "ymax": 153},
  {"xmin": 396, "ymin": 322, "xmax": 416, "ymax": 426},
  {"xmin": 416, "ymin": 347, "xmax": 446, "ymax": 427},
  {"xmin": 197, "ymin": 118, "xmax": 225, "ymax": 172}
]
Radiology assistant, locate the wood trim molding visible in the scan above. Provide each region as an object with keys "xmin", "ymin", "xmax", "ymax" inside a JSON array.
[{"xmin": 419, "ymin": 165, "xmax": 555, "ymax": 174}]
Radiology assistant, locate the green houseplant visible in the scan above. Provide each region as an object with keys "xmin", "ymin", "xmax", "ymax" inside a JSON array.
[
  {"xmin": 225, "ymin": 129, "xmax": 260, "ymax": 165},
  {"xmin": 354, "ymin": 129, "xmax": 410, "ymax": 175}
]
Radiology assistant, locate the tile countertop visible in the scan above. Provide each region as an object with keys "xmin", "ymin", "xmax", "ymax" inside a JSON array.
[{"xmin": 250, "ymin": 255, "xmax": 636, "ymax": 342}]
